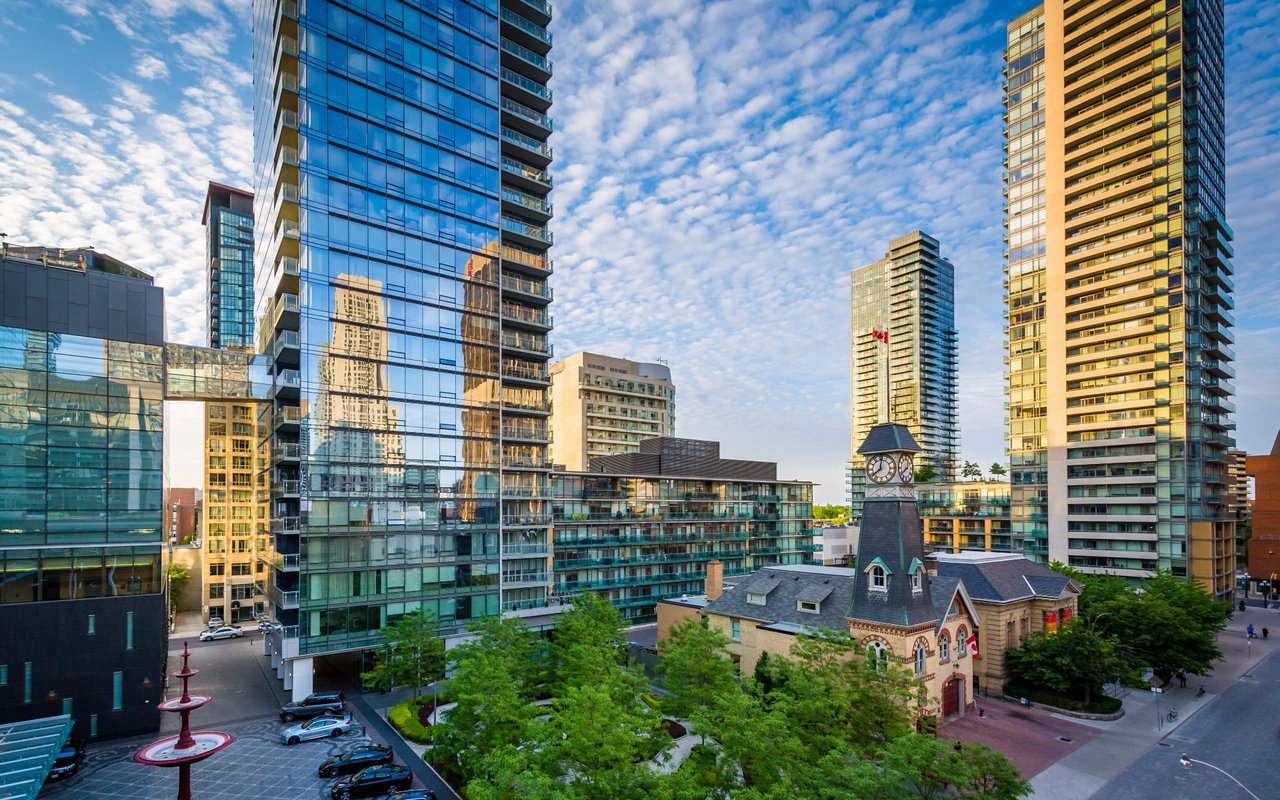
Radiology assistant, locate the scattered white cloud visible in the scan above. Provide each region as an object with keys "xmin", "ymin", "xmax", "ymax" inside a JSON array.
[
  {"xmin": 134, "ymin": 53, "xmax": 169, "ymax": 80},
  {"xmin": 58, "ymin": 24, "xmax": 91, "ymax": 44},
  {"xmin": 46, "ymin": 93, "xmax": 95, "ymax": 126}
]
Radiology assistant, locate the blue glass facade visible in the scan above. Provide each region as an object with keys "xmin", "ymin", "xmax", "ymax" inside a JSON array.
[{"xmin": 254, "ymin": 0, "xmax": 554, "ymax": 667}]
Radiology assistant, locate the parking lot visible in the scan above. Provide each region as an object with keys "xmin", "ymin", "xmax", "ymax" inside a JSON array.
[{"xmin": 40, "ymin": 633, "xmax": 432, "ymax": 799}]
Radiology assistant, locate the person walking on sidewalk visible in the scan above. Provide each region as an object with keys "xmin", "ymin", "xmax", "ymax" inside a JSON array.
[
  {"xmin": 1177, "ymin": 672, "xmax": 1187, "ymax": 688},
  {"xmin": 1264, "ymin": 627, "xmax": 1270, "ymax": 640},
  {"xmin": 1247, "ymin": 624, "xmax": 1257, "ymax": 639}
]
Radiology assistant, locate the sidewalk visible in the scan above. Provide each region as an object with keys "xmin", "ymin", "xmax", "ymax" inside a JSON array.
[{"xmin": 1028, "ymin": 603, "xmax": 1279, "ymax": 800}]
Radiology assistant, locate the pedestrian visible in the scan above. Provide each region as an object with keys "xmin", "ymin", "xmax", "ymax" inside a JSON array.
[
  {"xmin": 1247, "ymin": 624, "xmax": 1256, "ymax": 639},
  {"xmin": 1177, "ymin": 672, "xmax": 1186, "ymax": 688},
  {"xmin": 1264, "ymin": 627, "xmax": 1270, "ymax": 640}
]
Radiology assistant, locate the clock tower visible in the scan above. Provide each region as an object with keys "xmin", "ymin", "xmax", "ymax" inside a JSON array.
[{"xmin": 849, "ymin": 422, "xmax": 935, "ymax": 626}]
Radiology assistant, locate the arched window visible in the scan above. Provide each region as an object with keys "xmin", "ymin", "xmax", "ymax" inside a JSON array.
[
  {"xmin": 870, "ymin": 565, "xmax": 887, "ymax": 591},
  {"xmin": 914, "ymin": 642, "xmax": 928, "ymax": 676},
  {"xmin": 911, "ymin": 568, "xmax": 923, "ymax": 594},
  {"xmin": 938, "ymin": 632, "xmax": 951, "ymax": 662},
  {"xmin": 957, "ymin": 627, "xmax": 968, "ymax": 657},
  {"xmin": 866, "ymin": 641, "xmax": 888, "ymax": 672}
]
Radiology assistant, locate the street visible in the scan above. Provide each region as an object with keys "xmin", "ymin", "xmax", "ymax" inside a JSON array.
[{"xmin": 1091, "ymin": 644, "xmax": 1280, "ymax": 800}]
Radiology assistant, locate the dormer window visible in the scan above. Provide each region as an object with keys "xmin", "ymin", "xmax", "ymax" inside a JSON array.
[
  {"xmin": 746, "ymin": 592, "xmax": 766, "ymax": 606},
  {"xmin": 911, "ymin": 570, "xmax": 923, "ymax": 595},
  {"xmin": 864, "ymin": 558, "xmax": 891, "ymax": 593},
  {"xmin": 797, "ymin": 600, "xmax": 820, "ymax": 614}
]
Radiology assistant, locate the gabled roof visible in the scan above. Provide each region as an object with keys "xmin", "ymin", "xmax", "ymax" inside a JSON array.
[
  {"xmin": 928, "ymin": 576, "xmax": 980, "ymax": 635},
  {"xmin": 702, "ymin": 565, "xmax": 857, "ymax": 631},
  {"xmin": 933, "ymin": 554, "xmax": 1081, "ymax": 604}
]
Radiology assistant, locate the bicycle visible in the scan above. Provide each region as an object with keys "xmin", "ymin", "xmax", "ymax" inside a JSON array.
[{"xmin": 1167, "ymin": 707, "xmax": 1179, "ymax": 723}]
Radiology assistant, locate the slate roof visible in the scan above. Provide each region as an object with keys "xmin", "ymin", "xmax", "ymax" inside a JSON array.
[
  {"xmin": 848, "ymin": 499, "xmax": 937, "ymax": 627},
  {"xmin": 933, "ymin": 554, "xmax": 1080, "ymax": 604},
  {"xmin": 702, "ymin": 565, "xmax": 858, "ymax": 633},
  {"xmin": 856, "ymin": 423, "xmax": 922, "ymax": 455}
]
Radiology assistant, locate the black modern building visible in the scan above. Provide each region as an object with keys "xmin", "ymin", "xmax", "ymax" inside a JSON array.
[{"xmin": 0, "ymin": 245, "xmax": 168, "ymax": 740}]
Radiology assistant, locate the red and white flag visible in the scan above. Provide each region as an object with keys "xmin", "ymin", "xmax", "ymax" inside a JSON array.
[
  {"xmin": 872, "ymin": 329, "xmax": 889, "ymax": 344},
  {"xmin": 968, "ymin": 635, "xmax": 980, "ymax": 659}
]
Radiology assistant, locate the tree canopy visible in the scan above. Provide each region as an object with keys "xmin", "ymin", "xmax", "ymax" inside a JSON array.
[{"xmin": 360, "ymin": 610, "xmax": 446, "ymax": 697}]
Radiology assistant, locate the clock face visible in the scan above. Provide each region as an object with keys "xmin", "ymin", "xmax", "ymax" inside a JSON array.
[
  {"xmin": 867, "ymin": 454, "xmax": 896, "ymax": 484},
  {"xmin": 897, "ymin": 454, "xmax": 915, "ymax": 483}
]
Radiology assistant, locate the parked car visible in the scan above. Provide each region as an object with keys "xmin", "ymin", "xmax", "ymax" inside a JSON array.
[
  {"xmin": 279, "ymin": 690, "xmax": 346, "ymax": 721},
  {"xmin": 198, "ymin": 625, "xmax": 243, "ymax": 642},
  {"xmin": 317, "ymin": 744, "xmax": 393, "ymax": 778},
  {"xmin": 47, "ymin": 740, "xmax": 86, "ymax": 781},
  {"xmin": 258, "ymin": 620, "xmax": 277, "ymax": 633},
  {"xmin": 279, "ymin": 713, "xmax": 356, "ymax": 745},
  {"xmin": 329, "ymin": 764, "xmax": 413, "ymax": 799},
  {"xmin": 207, "ymin": 616, "xmax": 224, "ymax": 628},
  {"xmin": 385, "ymin": 791, "xmax": 437, "ymax": 800}
]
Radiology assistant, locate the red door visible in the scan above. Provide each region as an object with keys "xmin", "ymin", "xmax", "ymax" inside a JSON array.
[{"xmin": 943, "ymin": 677, "xmax": 963, "ymax": 719}]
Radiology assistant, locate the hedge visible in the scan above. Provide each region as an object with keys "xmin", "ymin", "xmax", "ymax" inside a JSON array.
[
  {"xmin": 388, "ymin": 697, "xmax": 434, "ymax": 744},
  {"xmin": 1003, "ymin": 682, "xmax": 1122, "ymax": 715}
]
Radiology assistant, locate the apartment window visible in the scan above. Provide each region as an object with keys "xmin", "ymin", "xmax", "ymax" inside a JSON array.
[
  {"xmin": 112, "ymin": 672, "xmax": 123, "ymax": 711},
  {"xmin": 126, "ymin": 611, "xmax": 134, "ymax": 650},
  {"xmin": 745, "ymin": 592, "xmax": 766, "ymax": 606},
  {"xmin": 232, "ymin": 564, "xmax": 251, "ymax": 576},
  {"xmin": 209, "ymin": 584, "xmax": 225, "ymax": 599},
  {"xmin": 730, "ymin": 619, "xmax": 741, "ymax": 642},
  {"xmin": 87, "ymin": 614, "xmax": 96, "ymax": 635},
  {"xmin": 209, "ymin": 563, "xmax": 225, "ymax": 576}
]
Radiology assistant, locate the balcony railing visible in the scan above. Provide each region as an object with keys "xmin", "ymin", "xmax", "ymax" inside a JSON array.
[
  {"xmin": 502, "ymin": 216, "xmax": 552, "ymax": 244},
  {"xmin": 500, "ymin": 8, "xmax": 552, "ymax": 45},
  {"xmin": 501, "ymin": 157, "xmax": 552, "ymax": 187},
  {"xmin": 501, "ymin": 127, "xmax": 553, "ymax": 159},
  {"xmin": 502, "ymin": 188, "xmax": 552, "ymax": 215},
  {"xmin": 504, "ymin": 513, "xmax": 552, "ymax": 526},
  {"xmin": 501, "ymin": 333, "xmax": 551, "ymax": 354},
  {"xmin": 501, "ymin": 37, "xmax": 552, "ymax": 73},
  {"xmin": 500, "ymin": 97, "xmax": 552, "ymax": 131}
]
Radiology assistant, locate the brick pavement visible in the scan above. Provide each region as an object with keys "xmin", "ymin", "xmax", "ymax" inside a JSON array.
[{"xmin": 938, "ymin": 699, "xmax": 1101, "ymax": 779}]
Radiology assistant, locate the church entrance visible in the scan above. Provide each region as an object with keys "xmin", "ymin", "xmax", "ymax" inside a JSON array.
[{"xmin": 942, "ymin": 676, "xmax": 964, "ymax": 719}]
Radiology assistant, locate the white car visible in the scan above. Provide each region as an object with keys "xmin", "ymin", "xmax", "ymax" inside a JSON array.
[
  {"xmin": 279, "ymin": 713, "xmax": 356, "ymax": 745},
  {"xmin": 199, "ymin": 625, "xmax": 243, "ymax": 642}
]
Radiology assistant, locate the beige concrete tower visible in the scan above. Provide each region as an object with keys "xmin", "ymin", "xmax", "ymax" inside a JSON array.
[
  {"xmin": 1004, "ymin": 1, "xmax": 1236, "ymax": 597},
  {"xmin": 549, "ymin": 352, "xmax": 675, "ymax": 471}
]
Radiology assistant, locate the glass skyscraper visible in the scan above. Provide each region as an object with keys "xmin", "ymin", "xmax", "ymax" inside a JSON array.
[
  {"xmin": 204, "ymin": 183, "xmax": 257, "ymax": 350},
  {"xmin": 1003, "ymin": 1, "xmax": 1236, "ymax": 596},
  {"xmin": 253, "ymin": 0, "xmax": 554, "ymax": 695},
  {"xmin": 848, "ymin": 231, "xmax": 959, "ymax": 521}
]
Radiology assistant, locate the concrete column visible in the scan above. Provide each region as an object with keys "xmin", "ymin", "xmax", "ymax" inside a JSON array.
[
  {"xmin": 262, "ymin": 636, "xmax": 272, "ymax": 656},
  {"xmin": 289, "ymin": 657, "xmax": 314, "ymax": 701},
  {"xmin": 270, "ymin": 649, "xmax": 281, "ymax": 670}
]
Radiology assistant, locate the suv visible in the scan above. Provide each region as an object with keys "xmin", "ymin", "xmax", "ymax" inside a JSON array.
[{"xmin": 280, "ymin": 691, "xmax": 346, "ymax": 721}]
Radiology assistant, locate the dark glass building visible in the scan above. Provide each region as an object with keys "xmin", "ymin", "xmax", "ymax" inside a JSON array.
[
  {"xmin": 0, "ymin": 245, "xmax": 168, "ymax": 740},
  {"xmin": 254, "ymin": 0, "xmax": 554, "ymax": 696},
  {"xmin": 203, "ymin": 183, "xmax": 257, "ymax": 350}
]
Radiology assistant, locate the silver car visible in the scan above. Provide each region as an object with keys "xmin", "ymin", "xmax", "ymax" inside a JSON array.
[
  {"xmin": 279, "ymin": 713, "xmax": 356, "ymax": 745},
  {"xmin": 198, "ymin": 625, "xmax": 243, "ymax": 642}
]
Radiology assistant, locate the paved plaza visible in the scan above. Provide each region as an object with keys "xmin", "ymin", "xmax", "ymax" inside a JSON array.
[{"xmin": 40, "ymin": 716, "xmax": 379, "ymax": 800}]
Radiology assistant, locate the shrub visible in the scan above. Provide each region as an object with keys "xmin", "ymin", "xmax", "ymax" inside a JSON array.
[
  {"xmin": 1003, "ymin": 681, "xmax": 1121, "ymax": 715},
  {"xmin": 389, "ymin": 698, "xmax": 434, "ymax": 744}
]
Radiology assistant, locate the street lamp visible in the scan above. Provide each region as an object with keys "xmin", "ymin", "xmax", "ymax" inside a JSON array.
[{"xmin": 1179, "ymin": 754, "xmax": 1260, "ymax": 800}]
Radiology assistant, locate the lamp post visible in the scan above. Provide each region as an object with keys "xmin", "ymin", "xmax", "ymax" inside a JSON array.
[{"xmin": 1179, "ymin": 754, "xmax": 1260, "ymax": 800}]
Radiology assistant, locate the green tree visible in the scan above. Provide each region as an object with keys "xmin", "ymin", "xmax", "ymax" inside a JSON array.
[
  {"xmin": 434, "ymin": 615, "xmax": 538, "ymax": 773},
  {"xmin": 551, "ymin": 592, "xmax": 629, "ymax": 698},
  {"xmin": 1003, "ymin": 621, "xmax": 1131, "ymax": 706},
  {"xmin": 962, "ymin": 461, "xmax": 982, "ymax": 480},
  {"xmin": 878, "ymin": 735, "xmax": 1030, "ymax": 800},
  {"xmin": 914, "ymin": 464, "xmax": 938, "ymax": 484},
  {"xmin": 989, "ymin": 462, "xmax": 1008, "ymax": 479},
  {"xmin": 167, "ymin": 563, "xmax": 188, "ymax": 615},
  {"xmin": 360, "ymin": 610, "xmax": 445, "ymax": 697},
  {"xmin": 815, "ymin": 504, "xmax": 853, "ymax": 525},
  {"xmin": 957, "ymin": 741, "xmax": 1032, "ymax": 799},
  {"xmin": 659, "ymin": 617, "xmax": 738, "ymax": 719}
]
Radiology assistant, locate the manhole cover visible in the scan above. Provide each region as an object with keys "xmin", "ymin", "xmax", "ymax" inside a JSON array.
[{"xmin": 1057, "ymin": 737, "xmax": 1073, "ymax": 743}]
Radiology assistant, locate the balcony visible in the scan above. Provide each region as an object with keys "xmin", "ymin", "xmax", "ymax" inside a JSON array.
[
  {"xmin": 273, "ymin": 441, "xmax": 301, "ymax": 462},
  {"xmin": 501, "ymin": 126, "xmax": 552, "ymax": 166},
  {"xmin": 501, "ymin": 275, "xmax": 552, "ymax": 304},
  {"xmin": 270, "ymin": 329, "xmax": 300, "ymax": 365},
  {"xmin": 502, "ymin": 188, "xmax": 553, "ymax": 222},
  {"xmin": 500, "ymin": 37, "xmax": 552, "ymax": 82},
  {"xmin": 270, "ymin": 516, "xmax": 302, "ymax": 534},
  {"xmin": 505, "ymin": 0, "xmax": 551, "ymax": 27},
  {"xmin": 504, "ymin": 542, "xmax": 551, "ymax": 556},
  {"xmin": 265, "ymin": 292, "xmax": 300, "ymax": 335},
  {"xmin": 273, "ymin": 478, "xmax": 301, "ymax": 496},
  {"xmin": 502, "ymin": 361, "xmax": 550, "ymax": 384},
  {"xmin": 501, "ymin": 333, "xmax": 552, "ymax": 357},
  {"xmin": 274, "ymin": 405, "xmax": 301, "ymax": 431},
  {"xmin": 502, "ymin": 571, "xmax": 550, "ymax": 589},
  {"xmin": 270, "ymin": 368, "xmax": 300, "ymax": 398},
  {"xmin": 501, "ymin": 244, "xmax": 551, "ymax": 275},
  {"xmin": 501, "ymin": 215, "xmax": 552, "ymax": 247},
  {"xmin": 501, "ymin": 157, "xmax": 552, "ymax": 192},
  {"xmin": 500, "ymin": 7, "xmax": 551, "ymax": 53},
  {"xmin": 267, "ymin": 582, "xmax": 299, "ymax": 610},
  {"xmin": 501, "ymin": 97, "xmax": 552, "ymax": 138},
  {"xmin": 504, "ymin": 513, "xmax": 553, "ymax": 526},
  {"xmin": 502, "ymin": 424, "xmax": 549, "ymax": 443},
  {"xmin": 273, "ymin": 553, "xmax": 299, "ymax": 572}
]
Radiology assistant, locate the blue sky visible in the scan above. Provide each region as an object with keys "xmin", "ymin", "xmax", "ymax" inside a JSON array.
[{"xmin": 1, "ymin": 0, "xmax": 1277, "ymax": 503}]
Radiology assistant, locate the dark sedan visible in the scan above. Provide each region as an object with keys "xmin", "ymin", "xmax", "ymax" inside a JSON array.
[
  {"xmin": 317, "ymin": 744, "xmax": 393, "ymax": 778},
  {"xmin": 329, "ymin": 764, "xmax": 413, "ymax": 799},
  {"xmin": 386, "ymin": 791, "xmax": 438, "ymax": 800}
]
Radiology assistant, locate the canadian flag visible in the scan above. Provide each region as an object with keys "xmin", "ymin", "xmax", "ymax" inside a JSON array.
[
  {"xmin": 968, "ymin": 635, "xmax": 980, "ymax": 659},
  {"xmin": 872, "ymin": 329, "xmax": 889, "ymax": 344}
]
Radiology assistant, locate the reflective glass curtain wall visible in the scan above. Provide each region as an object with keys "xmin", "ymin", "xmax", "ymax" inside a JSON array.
[{"xmin": 254, "ymin": 0, "xmax": 554, "ymax": 655}]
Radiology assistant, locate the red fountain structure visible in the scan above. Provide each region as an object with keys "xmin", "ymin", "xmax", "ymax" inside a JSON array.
[{"xmin": 134, "ymin": 642, "xmax": 234, "ymax": 800}]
